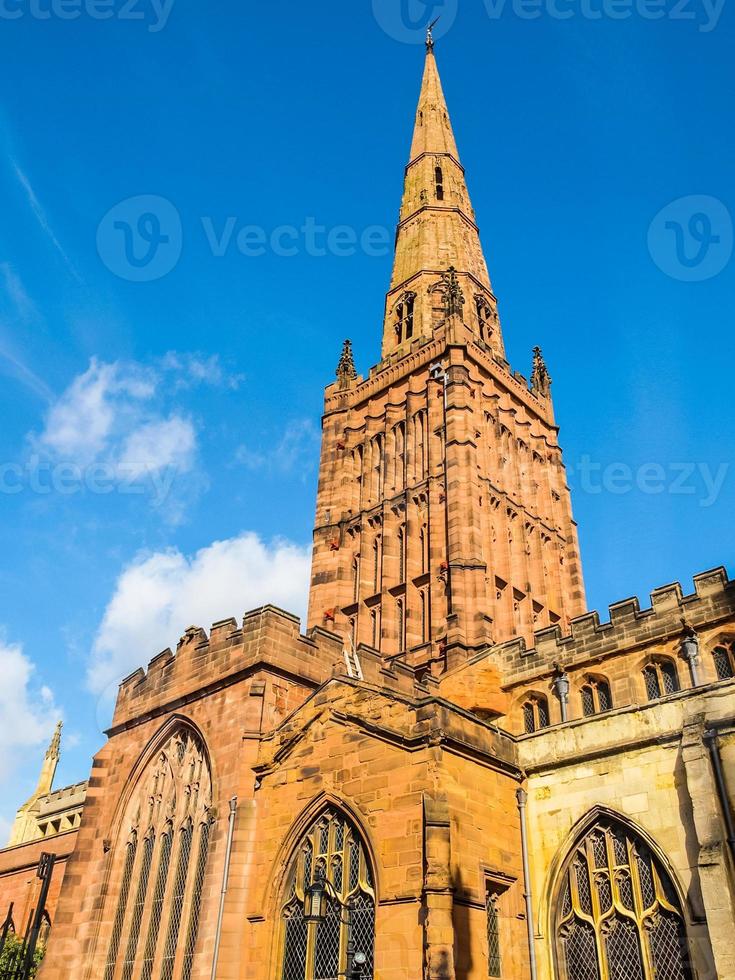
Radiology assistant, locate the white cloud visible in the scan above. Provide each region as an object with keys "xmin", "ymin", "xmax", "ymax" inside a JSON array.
[
  {"xmin": 235, "ymin": 418, "xmax": 320, "ymax": 476},
  {"xmin": 0, "ymin": 631, "xmax": 61, "ymax": 846},
  {"xmin": 87, "ymin": 532, "xmax": 311, "ymax": 694},
  {"xmin": 34, "ymin": 357, "xmax": 200, "ymax": 491},
  {"xmin": 40, "ymin": 357, "xmax": 156, "ymax": 463}
]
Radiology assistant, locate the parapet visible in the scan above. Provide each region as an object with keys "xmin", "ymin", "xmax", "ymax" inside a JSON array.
[
  {"xmin": 111, "ymin": 604, "xmax": 346, "ymax": 730},
  {"xmin": 496, "ymin": 567, "xmax": 734, "ymax": 685}
]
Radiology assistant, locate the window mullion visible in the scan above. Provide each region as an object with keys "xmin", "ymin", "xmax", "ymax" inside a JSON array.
[
  {"xmin": 150, "ymin": 828, "xmax": 183, "ymax": 980},
  {"xmin": 134, "ymin": 831, "xmax": 170, "ymax": 980},
  {"xmin": 305, "ymin": 920, "xmax": 317, "ymax": 980}
]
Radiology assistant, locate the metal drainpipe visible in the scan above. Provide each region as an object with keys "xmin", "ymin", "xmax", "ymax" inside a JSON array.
[
  {"xmin": 704, "ymin": 730, "xmax": 735, "ymax": 865},
  {"xmin": 516, "ymin": 787, "xmax": 539, "ymax": 980},
  {"xmin": 211, "ymin": 796, "xmax": 238, "ymax": 980}
]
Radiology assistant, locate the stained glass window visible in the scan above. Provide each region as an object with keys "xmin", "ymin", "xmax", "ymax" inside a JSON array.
[
  {"xmin": 279, "ymin": 807, "xmax": 376, "ymax": 980},
  {"xmin": 556, "ymin": 817, "xmax": 691, "ymax": 980}
]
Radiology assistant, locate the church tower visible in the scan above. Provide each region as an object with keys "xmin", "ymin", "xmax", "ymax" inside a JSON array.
[{"xmin": 308, "ymin": 37, "xmax": 586, "ymax": 672}]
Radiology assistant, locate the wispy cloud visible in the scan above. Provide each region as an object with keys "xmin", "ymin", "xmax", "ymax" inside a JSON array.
[
  {"xmin": 0, "ymin": 262, "xmax": 37, "ymax": 321},
  {"xmin": 10, "ymin": 158, "xmax": 82, "ymax": 283},
  {"xmin": 234, "ymin": 418, "xmax": 320, "ymax": 477},
  {"xmin": 0, "ymin": 339, "xmax": 54, "ymax": 403},
  {"xmin": 36, "ymin": 356, "xmax": 195, "ymax": 479}
]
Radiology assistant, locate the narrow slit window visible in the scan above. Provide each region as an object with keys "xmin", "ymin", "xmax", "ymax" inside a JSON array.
[{"xmin": 435, "ymin": 165, "xmax": 444, "ymax": 201}]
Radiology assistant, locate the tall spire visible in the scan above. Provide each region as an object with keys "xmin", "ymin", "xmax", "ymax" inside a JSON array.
[
  {"xmin": 37, "ymin": 720, "xmax": 62, "ymax": 794},
  {"xmin": 409, "ymin": 39, "xmax": 459, "ymax": 161},
  {"xmin": 381, "ymin": 44, "xmax": 500, "ymax": 359}
]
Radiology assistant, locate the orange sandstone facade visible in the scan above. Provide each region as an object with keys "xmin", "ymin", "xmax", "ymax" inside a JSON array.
[{"xmin": 3, "ymin": 36, "xmax": 733, "ymax": 980}]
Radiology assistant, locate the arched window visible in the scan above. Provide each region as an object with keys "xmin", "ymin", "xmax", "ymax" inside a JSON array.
[
  {"xmin": 279, "ymin": 807, "xmax": 376, "ymax": 980},
  {"xmin": 712, "ymin": 641, "xmax": 735, "ymax": 681},
  {"xmin": 103, "ymin": 727, "xmax": 213, "ymax": 980},
  {"xmin": 642, "ymin": 659, "xmax": 680, "ymax": 701},
  {"xmin": 522, "ymin": 695, "xmax": 550, "ymax": 734},
  {"xmin": 555, "ymin": 815, "xmax": 692, "ymax": 980},
  {"xmin": 475, "ymin": 297, "xmax": 494, "ymax": 344},
  {"xmin": 581, "ymin": 677, "xmax": 613, "ymax": 717},
  {"xmin": 435, "ymin": 165, "xmax": 444, "ymax": 201},
  {"xmin": 419, "ymin": 590, "xmax": 428, "ymax": 644},
  {"xmin": 394, "ymin": 293, "xmax": 415, "ymax": 345},
  {"xmin": 352, "ymin": 556, "xmax": 360, "ymax": 603}
]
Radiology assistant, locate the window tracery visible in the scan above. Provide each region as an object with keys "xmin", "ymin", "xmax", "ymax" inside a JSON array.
[
  {"xmin": 555, "ymin": 817, "xmax": 692, "ymax": 980},
  {"xmin": 279, "ymin": 807, "xmax": 376, "ymax": 980},
  {"xmin": 103, "ymin": 727, "xmax": 213, "ymax": 980}
]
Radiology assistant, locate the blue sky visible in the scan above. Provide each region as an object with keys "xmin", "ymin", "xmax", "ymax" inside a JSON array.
[{"xmin": 0, "ymin": 0, "xmax": 733, "ymax": 835}]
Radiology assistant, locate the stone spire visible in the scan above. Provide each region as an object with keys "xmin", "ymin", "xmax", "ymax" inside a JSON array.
[
  {"xmin": 7, "ymin": 720, "xmax": 63, "ymax": 846},
  {"xmin": 381, "ymin": 44, "xmax": 501, "ymax": 359},
  {"xmin": 408, "ymin": 38, "xmax": 460, "ymax": 161}
]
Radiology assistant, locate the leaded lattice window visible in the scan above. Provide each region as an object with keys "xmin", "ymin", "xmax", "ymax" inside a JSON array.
[
  {"xmin": 279, "ymin": 807, "xmax": 376, "ymax": 980},
  {"xmin": 556, "ymin": 817, "xmax": 692, "ymax": 980},
  {"xmin": 642, "ymin": 661, "xmax": 680, "ymax": 702},
  {"xmin": 581, "ymin": 679, "xmax": 613, "ymax": 717},
  {"xmin": 522, "ymin": 695, "xmax": 550, "ymax": 733},
  {"xmin": 712, "ymin": 642, "xmax": 735, "ymax": 681},
  {"xmin": 102, "ymin": 727, "xmax": 213, "ymax": 980},
  {"xmin": 485, "ymin": 891, "xmax": 502, "ymax": 977}
]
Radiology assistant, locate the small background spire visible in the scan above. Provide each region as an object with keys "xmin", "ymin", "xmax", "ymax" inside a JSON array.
[
  {"xmin": 336, "ymin": 339, "xmax": 357, "ymax": 388},
  {"xmin": 531, "ymin": 347, "xmax": 552, "ymax": 397},
  {"xmin": 46, "ymin": 719, "xmax": 63, "ymax": 760}
]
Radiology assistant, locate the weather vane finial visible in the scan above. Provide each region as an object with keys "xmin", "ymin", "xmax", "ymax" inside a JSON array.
[{"xmin": 426, "ymin": 16, "xmax": 440, "ymax": 50}]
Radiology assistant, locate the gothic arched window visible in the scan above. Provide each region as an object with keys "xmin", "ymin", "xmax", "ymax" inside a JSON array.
[
  {"xmin": 712, "ymin": 641, "xmax": 735, "ymax": 681},
  {"xmin": 642, "ymin": 659, "xmax": 680, "ymax": 701},
  {"xmin": 279, "ymin": 807, "xmax": 376, "ymax": 980},
  {"xmin": 555, "ymin": 815, "xmax": 692, "ymax": 980},
  {"xmin": 522, "ymin": 695, "xmax": 550, "ymax": 734},
  {"xmin": 103, "ymin": 727, "xmax": 213, "ymax": 980},
  {"xmin": 581, "ymin": 678, "xmax": 613, "ymax": 717},
  {"xmin": 394, "ymin": 293, "xmax": 415, "ymax": 345}
]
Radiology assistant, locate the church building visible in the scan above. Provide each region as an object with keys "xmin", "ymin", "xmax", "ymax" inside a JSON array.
[{"xmin": 2, "ymin": 32, "xmax": 734, "ymax": 980}]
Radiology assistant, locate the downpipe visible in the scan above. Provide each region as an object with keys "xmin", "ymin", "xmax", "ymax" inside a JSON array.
[
  {"xmin": 210, "ymin": 796, "xmax": 238, "ymax": 980},
  {"xmin": 516, "ymin": 787, "xmax": 538, "ymax": 980},
  {"xmin": 704, "ymin": 730, "xmax": 735, "ymax": 866}
]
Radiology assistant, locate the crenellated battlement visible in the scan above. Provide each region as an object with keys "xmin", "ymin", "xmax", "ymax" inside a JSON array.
[
  {"xmin": 111, "ymin": 604, "xmax": 347, "ymax": 731},
  {"xmin": 109, "ymin": 604, "xmax": 425, "ymax": 733},
  {"xmin": 495, "ymin": 567, "xmax": 735, "ymax": 687}
]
